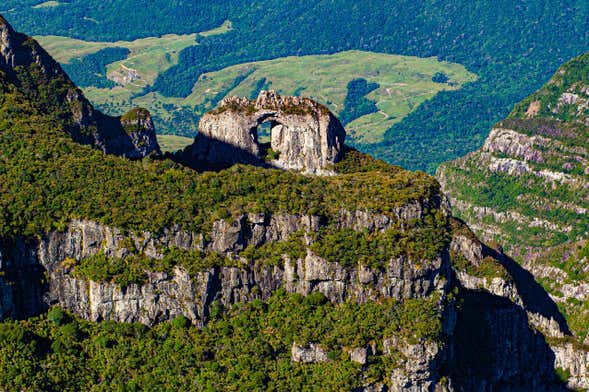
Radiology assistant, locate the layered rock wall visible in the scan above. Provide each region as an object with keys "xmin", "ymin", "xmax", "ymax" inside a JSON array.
[{"xmin": 0, "ymin": 193, "xmax": 447, "ymax": 326}]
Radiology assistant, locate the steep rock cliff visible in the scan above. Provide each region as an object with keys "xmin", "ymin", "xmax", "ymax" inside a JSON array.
[
  {"xmin": 0, "ymin": 199, "xmax": 448, "ymax": 326},
  {"xmin": 0, "ymin": 15, "xmax": 160, "ymax": 158},
  {"xmin": 0, "ymin": 213, "xmax": 573, "ymax": 390},
  {"xmin": 438, "ymin": 52, "xmax": 589, "ymax": 389},
  {"xmin": 0, "ymin": 202, "xmax": 452, "ymax": 389},
  {"xmin": 186, "ymin": 91, "xmax": 346, "ymax": 174}
]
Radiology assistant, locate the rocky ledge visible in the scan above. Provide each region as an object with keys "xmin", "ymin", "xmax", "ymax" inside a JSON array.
[{"xmin": 0, "ymin": 193, "xmax": 447, "ymax": 326}]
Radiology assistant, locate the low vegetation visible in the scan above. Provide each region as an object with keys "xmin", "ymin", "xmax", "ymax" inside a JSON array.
[
  {"xmin": 138, "ymin": 51, "xmax": 476, "ymax": 143},
  {"xmin": 157, "ymin": 134, "xmax": 193, "ymax": 152}
]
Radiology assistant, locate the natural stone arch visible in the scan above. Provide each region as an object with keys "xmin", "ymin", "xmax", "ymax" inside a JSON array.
[{"xmin": 191, "ymin": 91, "xmax": 346, "ymax": 175}]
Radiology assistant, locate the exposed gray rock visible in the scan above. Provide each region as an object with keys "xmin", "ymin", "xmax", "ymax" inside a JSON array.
[
  {"xmin": 450, "ymin": 231, "xmax": 484, "ymax": 268},
  {"xmin": 349, "ymin": 347, "xmax": 369, "ymax": 365},
  {"xmin": 482, "ymin": 128, "xmax": 545, "ymax": 163},
  {"xmin": 119, "ymin": 108, "xmax": 161, "ymax": 158},
  {"xmin": 43, "ymin": 248, "xmax": 446, "ymax": 327},
  {"xmin": 291, "ymin": 343, "xmax": 329, "ymax": 363},
  {"xmin": 189, "ymin": 91, "xmax": 346, "ymax": 175},
  {"xmin": 357, "ymin": 384, "xmax": 387, "ymax": 392},
  {"xmin": 0, "ymin": 15, "xmax": 64, "ymax": 78},
  {"xmin": 0, "ymin": 199, "xmax": 450, "ymax": 326},
  {"xmin": 384, "ymin": 337, "xmax": 443, "ymax": 392},
  {"xmin": 552, "ymin": 343, "xmax": 589, "ymax": 390}
]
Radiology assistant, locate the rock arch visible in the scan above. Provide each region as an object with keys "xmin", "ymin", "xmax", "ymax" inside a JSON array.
[{"xmin": 191, "ymin": 91, "xmax": 346, "ymax": 174}]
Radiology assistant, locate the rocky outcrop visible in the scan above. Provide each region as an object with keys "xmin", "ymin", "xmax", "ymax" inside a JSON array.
[
  {"xmin": 0, "ymin": 205, "xmax": 457, "ymax": 390},
  {"xmin": 482, "ymin": 128, "xmax": 545, "ymax": 163},
  {"xmin": 0, "ymin": 15, "xmax": 62, "ymax": 78},
  {"xmin": 0, "ymin": 15, "xmax": 160, "ymax": 159},
  {"xmin": 384, "ymin": 337, "xmax": 445, "ymax": 391},
  {"xmin": 291, "ymin": 343, "xmax": 329, "ymax": 363},
  {"xmin": 187, "ymin": 91, "xmax": 346, "ymax": 174},
  {"xmin": 45, "ymin": 252, "xmax": 446, "ymax": 326},
  {"xmin": 447, "ymin": 220, "xmax": 573, "ymax": 390},
  {"xmin": 348, "ymin": 347, "xmax": 370, "ymax": 365},
  {"xmin": 118, "ymin": 108, "xmax": 161, "ymax": 157},
  {"xmin": 552, "ymin": 343, "xmax": 589, "ymax": 390},
  {"xmin": 0, "ymin": 205, "xmax": 456, "ymax": 387}
]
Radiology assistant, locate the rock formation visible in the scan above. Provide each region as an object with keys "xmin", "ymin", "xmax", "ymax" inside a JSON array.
[
  {"xmin": 118, "ymin": 107, "xmax": 160, "ymax": 157},
  {"xmin": 0, "ymin": 15, "xmax": 160, "ymax": 158},
  {"xmin": 186, "ymin": 91, "xmax": 346, "ymax": 174},
  {"xmin": 291, "ymin": 343, "xmax": 329, "ymax": 363},
  {"xmin": 0, "ymin": 192, "xmax": 448, "ymax": 325},
  {"xmin": 0, "ymin": 206, "xmax": 570, "ymax": 389},
  {"xmin": 438, "ymin": 52, "xmax": 589, "ymax": 390}
]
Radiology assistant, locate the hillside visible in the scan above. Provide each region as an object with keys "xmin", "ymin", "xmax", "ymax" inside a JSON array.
[
  {"xmin": 0, "ymin": 17, "xmax": 454, "ymax": 390},
  {"xmin": 438, "ymin": 53, "xmax": 589, "ymax": 350},
  {"xmin": 133, "ymin": 51, "xmax": 475, "ymax": 145},
  {"xmin": 0, "ymin": 15, "xmax": 160, "ymax": 159},
  {"xmin": 0, "ymin": 14, "xmax": 583, "ymax": 391},
  {"xmin": 31, "ymin": 41, "xmax": 476, "ymax": 147},
  {"xmin": 5, "ymin": 0, "xmax": 589, "ymax": 172}
]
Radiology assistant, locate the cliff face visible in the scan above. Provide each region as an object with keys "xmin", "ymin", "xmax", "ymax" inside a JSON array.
[
  {"xmin": 438, "ymin": 52, "xmax": 589, "ymax": 389},
  {"xmin": 0, "ymin": 214, "xmax": 573, "ymax": 390},
  {"xmin": 188, "ymin": 91, "xmax": 346, "ymax": 174},
  {"xmin": 447, "ymin": 220, "xmax": 569, "ymax": 390},
  {"xmin": 0, "ymin": 15, "xmax": 160, "ymax": 158},
  {"xmin": 0, "ymin": 203, "xmax": 452, "ymax": 390},
  {"xmin": 0, "ymin": 199, "xmax": 447, "ymax": 326}
]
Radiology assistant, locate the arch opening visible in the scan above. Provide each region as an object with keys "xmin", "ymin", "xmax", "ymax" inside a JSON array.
[{"xmin": 250, "ymin": 115, "xmax": 283, "ymax": 162}]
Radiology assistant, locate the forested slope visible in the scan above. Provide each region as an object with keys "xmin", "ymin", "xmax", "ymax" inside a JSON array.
[{"xmin": 438, "ymin": 52, "xmax": 589, "ymax": 344}]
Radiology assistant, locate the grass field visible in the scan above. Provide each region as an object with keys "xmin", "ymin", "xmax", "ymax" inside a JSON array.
[
  {"xmin": 157, "ymin": 135, "xmax": 194, "ymax": 152},
  {"xmin": 37, "ymin": 29, "xmax": 476, "ymax": 144},
  {"xmin": 136, "ymin": 51, "xmax": 477, "ymax": 144},
  {"xmin": 35, "ymin": 20, "xmax": 232, "ymax": 94}
]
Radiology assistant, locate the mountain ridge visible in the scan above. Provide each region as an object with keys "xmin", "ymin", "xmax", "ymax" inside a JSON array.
[
  {"xmin": 0, "ymin": 14, "xmax": 582, "ymax": 391},
  {"xmin": 0, "ymin": 14, "xmax": 160, "ymax": 159},
  {"xmin": 438, "ymin": 51, "xmax": 589, "ymax": 389}
]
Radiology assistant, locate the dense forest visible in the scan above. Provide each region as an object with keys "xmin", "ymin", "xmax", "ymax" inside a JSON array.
[
  {"xmin": 5, "ymin": 0, "xmax": 589, "ymax": 171},
  {"xmin": 0, "ymin": 292, "xmax": 441, "ymax": 391}
]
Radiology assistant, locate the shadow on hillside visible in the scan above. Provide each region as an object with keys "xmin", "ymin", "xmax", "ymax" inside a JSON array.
[
  {"xmin": 447, "ymin": 286, "xmax": 572, "ymax": 391},
  {"xmin": 161, "ymin": 133, "xmax": 280, "ymax": 172},
  {"xmin": 484, "ymin": 244, "xmax": 571, "ymax": 335},
  {"xmin": 0, "ymin": 238, "xmax": 48, "ymax": 320}
]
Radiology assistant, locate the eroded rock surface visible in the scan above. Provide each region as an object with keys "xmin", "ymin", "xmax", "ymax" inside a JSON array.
[
  {"xmin": 187, "ymin": 91, "xmax": 346, "ymax": 174},
  {"xmin": 291, "ymin": 343, "xmax": 329, "ymax": 363},
  {"xmin": 0, "ymin": 207, "xmax": 449, "ymax": 327}
]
